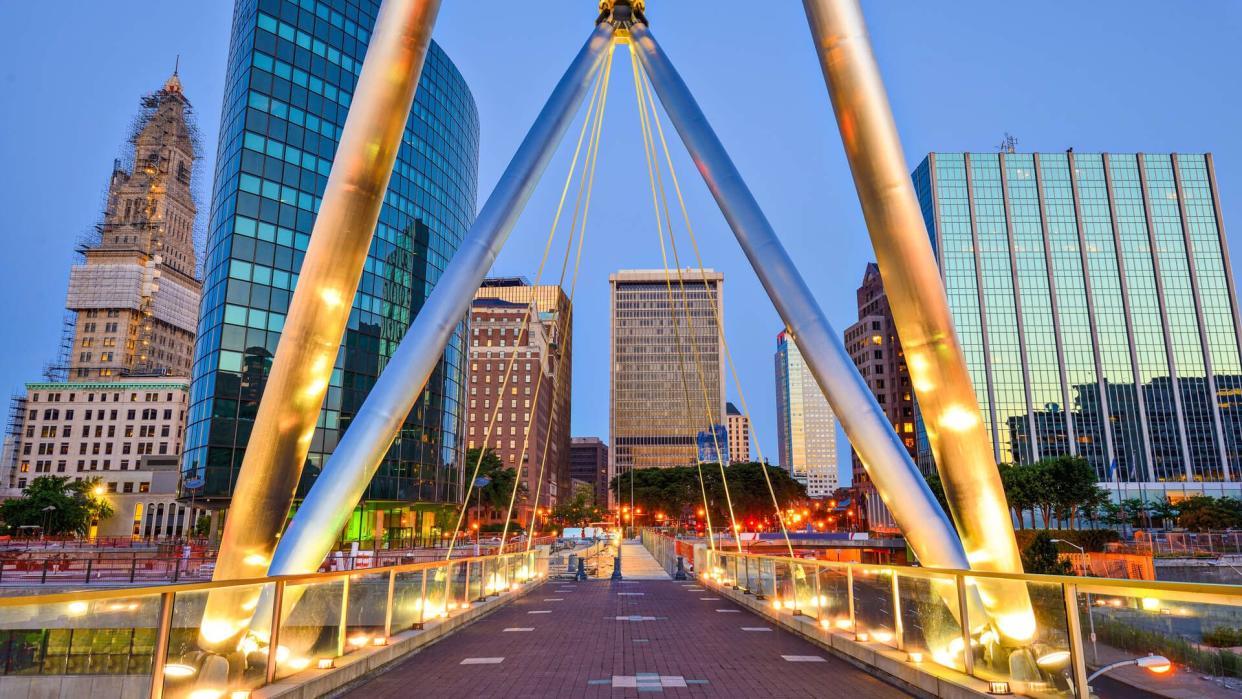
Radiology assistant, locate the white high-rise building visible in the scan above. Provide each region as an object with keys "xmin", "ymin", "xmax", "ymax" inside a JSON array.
[{"xmin": 775, "ymin": 331, "xmax": 838, "ymax": 496}]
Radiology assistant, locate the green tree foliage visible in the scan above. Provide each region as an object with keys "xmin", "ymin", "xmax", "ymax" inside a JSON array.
[
  {"xmin": 609, "ymin": 462, "xmax": 808, "ymax": 524},
  {"xmin": 552, "ymin": 482, "xmax": 600, "ymax": 527},
  {"xmin": 986, "ymin": 457, "xmax": 1107, "ymax": 529},
  {"xmin": 465, "ymin": 447, "xmax": 527, "ymax": 512},
  {"xmin": 1021, "ymin": 531, "xmax": 1072, "ymax": 575},
  {"xmin": 0, "ymin": 476, "xmax": 114, "ymax": 537},
  {"xmin": 1177, "ymin": 496, "xmax": 1242, "ymax": 531}
]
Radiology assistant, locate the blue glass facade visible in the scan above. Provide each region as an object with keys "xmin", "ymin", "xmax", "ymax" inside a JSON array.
[
  {"xmin": 914, "ymin": 152, "xmax": 1242, "ymax": 487},
  {"xmin": 183, "ymin": 0, "xmax": 479, "ymax": 508}
]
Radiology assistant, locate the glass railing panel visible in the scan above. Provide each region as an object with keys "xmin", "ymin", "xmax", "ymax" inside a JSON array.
[
  {"xmin": 1077, "ymin": 584, "xmax": 1242, "ymax": 691},
  {"xmin": 0, "ymin": 590, "xmax": 162, "ymax": 694},
  {"xmin": 813, "ymin": 563, "xmax": 851, "ymax": 632},
  {"xmin": 895, "ymin": 569, "xmax": 965, "ymax": 672},
  {"xmin": 274, "ymin": 577, "xmax": 346, "ymax": 679},
  {"xmin": 344, "ymin": 572, "xmax": 390, "ymax": 648},
  {"xmin": 965, "ymin": 577, "xmax": 1072, "ymax": 697},
  {"xmin": 389, "ymin": 568, "xmax": 429, "ymax": 631},
  {"xmin": 852, "ymin": 568, "xmax": 897, "ymax": 648},
  {"xmin": 160, "ymin": 583, "xmax": 273, "ymax": 697}
]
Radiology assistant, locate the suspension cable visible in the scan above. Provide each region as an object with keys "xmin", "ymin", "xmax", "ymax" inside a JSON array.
[
  {"xmin": 522, "ymin": 46, "xmax": 616, "ymax": 553},
  {"xmin": 630, "ymin": 44, "xmax": 741, "ymax": 554},
  {"xmin": 638, "ymin": 69, "xmax": 797, "ymax": 559},
  {"xmin": 444, "ymin": 59, "xmax": 607, "ymax": 561},
  {"xmin": 499, "ymin": 46, "xmax": 615, "ymax": 548}
]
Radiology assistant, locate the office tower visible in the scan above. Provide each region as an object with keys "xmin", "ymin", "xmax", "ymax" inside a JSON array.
[
  {"xmin": 609, "ymin": 269, "xmax": 725, "ymax": 502},
  {"xmin": 725, "ymin": 402, "xmax": 751, "ymax": 463},
  {"xmin": 570, "ymin": 437, "xmax": 609, "ymax": 506},
  {"xmin": 844, "ymin": 263, "xmax": 914, "ymax": 531},
  {"xmin": 913, "ymin": 151, "xmax": 1242, "ymax": 496},
  {"xmin": 472, "ymin": 278, "xmax": 572, "ymax": 502},
  {"xmin": 775, "ymin": 330, "xmax": 838, "ymax": 492},
  {"xmin": 65, "ymin": 72, "xmax": 201, "ymax": 381},
  {"xmin": 181, "ymin": 0, "xmax": 480, "ymax": 547},
  {"xmin": 465, "ymin": 280, "xmax": 571, "ymax": 520}
]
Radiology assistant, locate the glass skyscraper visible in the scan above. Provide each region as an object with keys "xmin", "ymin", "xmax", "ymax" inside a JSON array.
[
  {"xmin": 182, "ymin": 0, "xmax": 479, "ymax": 538},
  {"xmin": 913, "ymin": 152, "xmax": 1242, "ymax": 492}
]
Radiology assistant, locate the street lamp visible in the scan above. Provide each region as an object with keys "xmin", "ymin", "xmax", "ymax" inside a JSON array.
[
  {"xmin": 1051, "ymin": 539, "xmax": 1096, "ymax": 662},
  {"xmin": 1087, "ymin": 654, "xmax": 1171, "ymax": 684}
]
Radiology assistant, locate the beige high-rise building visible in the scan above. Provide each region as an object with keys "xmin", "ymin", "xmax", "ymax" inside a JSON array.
[
  {"xmin": 725, "ymin": 402, "xmax": 750, "ymax": 463},
  {"xmin": 609, "ymin": 269, "xmax": 725, "ymax": 504},
  {"xmin": 775, "ymin": 330, "xmax": 839, "ymax": 497},
  {"xmin": 65, "ymin": 71, "xmax": 201, "ymax": 381}
]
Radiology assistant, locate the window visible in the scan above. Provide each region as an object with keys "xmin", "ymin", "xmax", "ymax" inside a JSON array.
[{"xmin": 139, "ymin": 482, "xmax": 150, "ymax": 493}]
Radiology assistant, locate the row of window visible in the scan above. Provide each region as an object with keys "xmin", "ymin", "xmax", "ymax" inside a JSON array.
[{"xmin": 29, "ymin": 408, "xmax": 176, "ymax": 422}]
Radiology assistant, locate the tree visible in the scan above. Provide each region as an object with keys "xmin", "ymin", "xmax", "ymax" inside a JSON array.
[
  {"xmin": 1149, "ymin": 498, "xmax": 1180, "ymax": 529},
  {"xmin": 552, "ymin": 482, "xmax": 596, "ymax": 527},
  {"xmin": 465, "ymin": 447, "xmax": 527, "ymax": 525},
  {"xmin": 0, "ymin": 476, "xmax": 114, "ymax": 537},
  {"xmin": 1022, "ymin": 531, "xmax": 1072, "ymax": 575},
  {"xmin": 1177, "ymin": 496, "xmax": 1242, "ymax": 531}
]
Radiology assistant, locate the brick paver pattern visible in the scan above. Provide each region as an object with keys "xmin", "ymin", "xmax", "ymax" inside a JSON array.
[{"xmin": 346, "ymin": 578, "xmax": 910, "ymax": 697}]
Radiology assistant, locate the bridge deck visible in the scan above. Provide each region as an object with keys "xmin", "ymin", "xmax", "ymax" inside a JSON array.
[{"xmin": 345, "ymin": 576, "xmax": 909, "ymax": 697}]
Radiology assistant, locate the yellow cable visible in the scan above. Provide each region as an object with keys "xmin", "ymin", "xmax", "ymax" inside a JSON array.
[
  {"xmin": 638, "ymin": 70, "xmax": 796, "ymax": 559},
  {"xmin": 630, "ymin": 45, "xmax": 741, "ymax": 554},
  {"xmin": 501, "ymin": 47, "xmax": 615, "ymax": 548},
  {"xmin": 522, "ymin": 47, "xmax": 616, "ymax": 553},
  {"xmin": 445, "ymin": 60, "xmax": 606, "ymax": 561}
]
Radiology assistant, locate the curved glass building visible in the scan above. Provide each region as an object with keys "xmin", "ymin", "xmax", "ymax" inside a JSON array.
[{"xmin": 182, "ymin": 0, "xmax": 479, "ymax": 544}]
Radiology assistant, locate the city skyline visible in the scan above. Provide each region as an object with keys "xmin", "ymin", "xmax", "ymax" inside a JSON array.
[{"xmin": 2, "ymin": 2, "xmax": 1240, "ymax": 468}]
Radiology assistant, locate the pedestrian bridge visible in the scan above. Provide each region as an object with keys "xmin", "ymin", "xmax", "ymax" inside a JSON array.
[{"xmin": 0, "ymin": 535, "xmax": 1238, "ymax": 698}]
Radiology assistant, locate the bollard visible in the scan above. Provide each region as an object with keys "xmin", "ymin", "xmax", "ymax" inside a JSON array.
[
  {"xmin": 576, "ymin": 558, "xmax": 587, "ymax": 582},
  {"xmin": 568, "ymin": 554, "xmax": 577, "ymax": 574},
  {"xmin": 611, "ymin": 556, "xmax": 622, "ymax": 581},
  {"xmin": 674, "ymin": 556, "xmax": 688, "ymax": 581}
]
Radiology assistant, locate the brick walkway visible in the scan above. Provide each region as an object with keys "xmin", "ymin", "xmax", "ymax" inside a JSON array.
[{"xmin": 345, "ymin": 578, "xmax": 910, "ymax": 697}]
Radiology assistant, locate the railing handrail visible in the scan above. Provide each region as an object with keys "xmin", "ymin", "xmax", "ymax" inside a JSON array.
[
  {"xmin": 0, "ymin": 549, "xmax": 533, "ymax": 608},
  {"xmin": 652, "ymin": 532, "xmax": 1242, "ymax": 601}
]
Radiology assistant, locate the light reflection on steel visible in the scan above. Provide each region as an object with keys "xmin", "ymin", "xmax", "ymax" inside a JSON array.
[
  {"xmin": 201, "ymin": 0, "xmax": 443, "ymax": 649},
  {"xmin": 257, "ymin": 23, "xmax": 615, "ymax": 603},
  {"xmin": 628, "ymin": 24, "xmax": 974, "ymax": 579},
  {"xmin": 801, "ymin": 0, "xmax": 1033, "ymax": 640}
]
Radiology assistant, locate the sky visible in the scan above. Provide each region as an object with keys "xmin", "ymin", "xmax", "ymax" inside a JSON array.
[{"xmin": 1, "ymin": 2, "xmax": 1240, "ymax": 480}]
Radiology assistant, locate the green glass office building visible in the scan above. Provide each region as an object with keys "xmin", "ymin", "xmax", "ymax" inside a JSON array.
[
  {"xmin": 182, "ymin": 0, "xmax": 480, "ymax": 537},
  {"xmin": 914, "ymin": 152, "xmax": 1242, "ymax": 493}
]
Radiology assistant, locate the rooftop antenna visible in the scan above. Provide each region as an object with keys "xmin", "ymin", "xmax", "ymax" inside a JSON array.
[
  {"xmin": 173, "ymin": 54, "xmax": 180, "ymax": 76},
  {"xmin": 997, "ymin": 132, "xmax": 1018, "ymax": 154}
]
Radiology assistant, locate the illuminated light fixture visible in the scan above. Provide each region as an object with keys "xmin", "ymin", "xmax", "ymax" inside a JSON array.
[
  {"xmin": 188, "ymin": 690, "xmax": 224, "ymax": 699},
  {"xmin": 447, "ymin": 602, "xmax": 459, "ymax": 611},
  {"xmin": 819, "ymin": 619, "xmax": 832, "ymax": 631},
  {"xmin": 987, "ymin": 681, "xmax": 1012, "ymax": 695},
  {"xmin": 230, "ymin": 692, "xmax": 252, "ymax": 699},
  {"xmin": 242, "ymin": 553, "xmax": 268, "ymax": 567},
  {"xmin": 461, "ymin": 602, "xmax": 472, "ymax": 610},
  {"xmin": 163, "ymin": 663, "xmax": 197, "ymax": 678},
  {"xmin": 855, "ymin": 631, "xmax": 870, "ymax": 642},
  {"xmin": 835, "ymin": 618, "xmax": 852, "ymax": 630},
  {"xmin": 286, "ymin": 657, "xmax": 311, "ymax": 671},
  {"xmin": 907, "ymin": 652, "xmax": 923, "ymax": 664},
  {"xmin": 1036, "ymin": 650, "xmax": 1071, "ymax": 670},
  {"xmin": 1141, "ymin": 597, "xmax": 1160, "ymax": 611},
  {"xmin": 871, "ymin": 631, "xmax": 894, "ymax": 644},
  {"xmin": 66, "ymin": 601, "xmax": 88, "ymax": 615},
  {"xmin": 783, "ymin": 600, "xmax": 797, "ymax": 610},
  {"xmin": 316, "ymin": 658, "xmax": 335, "ymax": 670},
  {"xmin": 372, "ymin": 636, "xmax": 388, "ymax": 646},
  {"xmin": 347, "ymin": 634, "xmax": 370, "ymax": 647},
  {"xmin": 770, "ymin": 599, "xmax": 782, "ymax": 610},
  {"xmin": 1137, "ymin": 655, "xmax": 1172, "ymax": 674},
  {"xmin": 940, "ymin": 405, "xmax": 980, "ymax": 432}
]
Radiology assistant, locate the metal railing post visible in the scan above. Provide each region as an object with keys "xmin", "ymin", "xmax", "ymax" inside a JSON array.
[
  {"xmin": 40, "ymin": 559, "xmax": 48, "ymax": 584},
  {"xmin": 477, "ymin": 559, "xmax": 488, "ymax": 601},
  {"xmin": 1063, "ymin": 583, "xmax": 1091, "ymax": 699},
  {"xmin": 890, "ymin": 570, "xmax": 904, "ymax": 651},
  {"xmin": 414, "ymin": 569, "xmax": 429, "ymax": 629},
  {"xmin": 337, "ymin": 575, "xmax": 350, "ymax": 657},
  {"xmin": 384, "ymin": 569, "xmax": 396, "ymax": 638},
  {"xmin": 462, "ymin": 560, "xmax": 471, "ymax": 608},
  {"xmin": 148, "ymin": 591, "xmax": 175, "ymax": 699},
  {"xmin": 84, "ymin": 559, "xmax": 92, "ymax": 585},
  {"xmin": 812, "ymin": 564, "xmax": 823, "ymax": 625},
  {"xmin": 955, "ymin": 574, "xmax": 974, "ymax": 676},
  {"xmin": 847, "ymin": 566, "xmax": 856, "ymax": 632},
  {"xmin": 265, "ymin": 580, "xmax": 285, "ymax": 685}
]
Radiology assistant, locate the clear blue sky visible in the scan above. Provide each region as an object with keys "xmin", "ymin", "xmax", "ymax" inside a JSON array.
[{"xmin": 1, "ymin": 2, "xmax": 1239, "ymax": 478}]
